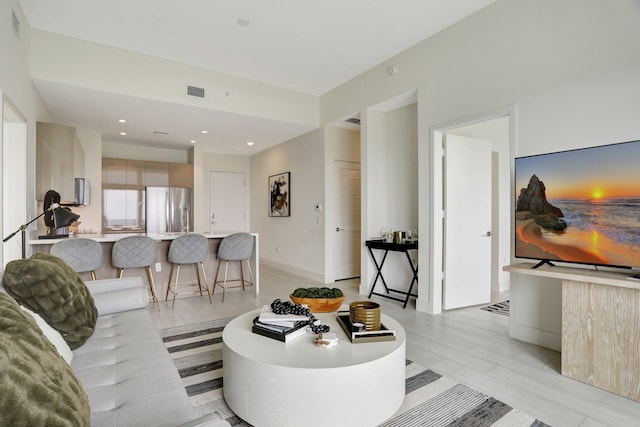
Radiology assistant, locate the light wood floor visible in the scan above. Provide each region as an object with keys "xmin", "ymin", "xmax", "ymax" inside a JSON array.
[{"xmin": 148, "ymin": 263, "xmax": 640, "ymax": 427}]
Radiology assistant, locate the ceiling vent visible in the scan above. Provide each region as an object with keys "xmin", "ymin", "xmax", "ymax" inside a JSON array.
[
  {"xmin": 187, "ymin": 85, "xmax": 205, "ymax": 98},
  {"xmin": 345, "ymin": 117, "xmax": 361, "ymax": 125}
]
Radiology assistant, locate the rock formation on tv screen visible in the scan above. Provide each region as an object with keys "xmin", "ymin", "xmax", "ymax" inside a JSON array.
[{"xmin": 516, "ymin": 175, "xmax": 567, "ymax": 231}]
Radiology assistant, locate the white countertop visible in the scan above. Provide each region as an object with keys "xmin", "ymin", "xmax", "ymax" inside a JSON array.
[{"xmin": 29, "ymin": 231, "xmax": 258, "ymax": 245}]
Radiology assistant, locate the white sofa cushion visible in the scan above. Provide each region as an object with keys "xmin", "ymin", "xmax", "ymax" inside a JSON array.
[
  {"xmin": 21, "ymin": 305, "xmax": 74, "ymax": 364},
  {"xmin": 72, "ymin": 310, "xmax": 198, "ymax": 426}
]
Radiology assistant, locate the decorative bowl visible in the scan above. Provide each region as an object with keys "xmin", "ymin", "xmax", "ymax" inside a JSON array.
[{"xmin": 289, "ymin": 294, "xmax": 346, "ymax": 313}]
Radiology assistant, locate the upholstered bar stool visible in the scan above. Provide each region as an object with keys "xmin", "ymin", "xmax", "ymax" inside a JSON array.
[
  {"xmin": 111, "ymin": 235, "xmax": 160, "ymax": 308},
  {"xmin": 165, "ymin": 234, "xmax": 212, "ymax": 309},
  {"xmin": 212, "ymin": 232, "xmax": 255, "ymax": 302},
  {"xmin": 50, "ymin": 238, "xmax": 103, "ymax": 280}
]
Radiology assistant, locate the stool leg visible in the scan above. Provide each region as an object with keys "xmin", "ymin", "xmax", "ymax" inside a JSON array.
[
  {"xmin": 222, "ymin": 261, "xmax": 229, "ymax": 302},
  {"xmin": 145, "ymin": 266, "xmax": 160, "ymax": 310},
  {"xmin": 172, "ymin": 265, "xmax": 181, "ymax": 309},
  {"xmin": 198, "ymin": 262, "xmax": 212, "ymax": 304},
  {"xmin": 165, "ymin": 264, "xmax": 175, "ymax": 301},
  {"xmin": 194, "ymin": 264, "xmax": 203, "ymax": 297},
  {"xmin": 244, "ymin": 259, "xmax": 255, "ymax": 292},
  {"xmin": 91, "ymin": 271, "xmax": 97, "ymax": 281},
  {"xmin": 116, "ymin": 268, "xmax": 124, "ymax": 279},
  {"xmin": 213, "ymin": 261, "xmax": 223, "ymax": 296},
  {"xmin": 240, "ymin": 261, "xmax": 246, "ymax": 290}
]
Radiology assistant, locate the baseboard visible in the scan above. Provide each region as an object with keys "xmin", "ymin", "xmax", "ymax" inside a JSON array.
[
  {"xmin": 509, "ymin": 322, "xmax": 561, "ymax": 352},
  {"xmin": 260, "ymin": 260, "xmax": 324, "ymax": 283}
]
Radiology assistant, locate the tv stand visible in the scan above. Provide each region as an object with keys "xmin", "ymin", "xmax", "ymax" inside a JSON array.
[
  {"xmin": 532, "ymin": 260, "xmax": 555, "ymax": 269},
  {"xmin": 504, "ymin": 263, "xmax": 640, "ymax": 402}
]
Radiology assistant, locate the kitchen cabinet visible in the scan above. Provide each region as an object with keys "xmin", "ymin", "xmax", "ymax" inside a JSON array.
[
  {"xmin": 169, "ymin": 163, "xmax": 193, "ymax": 188},
  {"xmin": 102, "ymin": 158, "xmax": 145, "ymax": 233},
  {"xmin": 102, "ymin": 158, "xmax": 193, "ymax": 233},
  {"xmin": 145, "ymin": 161, "xmax": 170, "ymax": 186},
  {"xmin": 36, "ymin": 122, "xmax": 85, "ymax": 202}
]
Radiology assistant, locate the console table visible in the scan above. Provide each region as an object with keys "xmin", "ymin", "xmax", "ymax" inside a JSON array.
[
  {"xmin": 222, "ymin": 308, "xmax": 406, "ymax": 427},
  {"xmin": 366, "ymin": 239, "xmax": 418, "ymax": 308},
  {"xmin": 504, "ymin": 263, "xmax": 640, "ymax": 402}
]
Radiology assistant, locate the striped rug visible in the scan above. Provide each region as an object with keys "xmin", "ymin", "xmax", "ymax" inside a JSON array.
[
  {"xmin": 481, "ymin": 300, "xmax": 510, "ymax": 316},
  {"xmin": 160, "ymin": 318, "xmax": 549, "ymax": 427}
]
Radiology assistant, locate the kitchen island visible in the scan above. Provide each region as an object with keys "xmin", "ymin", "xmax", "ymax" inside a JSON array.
[{"xmin": 30, "ymin": 232, "xmax": 259, "ymax": 299}]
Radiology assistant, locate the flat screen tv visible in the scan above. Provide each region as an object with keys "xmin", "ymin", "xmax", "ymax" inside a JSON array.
[{"xmin": 514, "ymin": 139, "xmax": 640, "ymax": 269}]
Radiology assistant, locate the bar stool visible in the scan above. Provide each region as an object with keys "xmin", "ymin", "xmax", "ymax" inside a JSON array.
[
  {"xmin": 111, "ymin": 235, "xmax": 160, "ymax": 308},
  {"xmin": 212, "ymin": 232, "xmax": 255, "ymax": 302},
  {"xmin": 50, "ymin": 238, "xmax": 103, "ymax": 280},
  {"xmin": 165, "ymin": 234, "xmax": 212, "ymax": 309}
]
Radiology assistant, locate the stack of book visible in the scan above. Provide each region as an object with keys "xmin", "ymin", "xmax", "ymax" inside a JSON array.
[{"xmin": 252, "ymin": 305, "xmax": 311, "ymax": 342}]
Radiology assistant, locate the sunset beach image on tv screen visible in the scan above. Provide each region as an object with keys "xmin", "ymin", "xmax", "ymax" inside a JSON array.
[{"xmin": 514, "ymin": 140, "xmax": 640, "ymax": 268}]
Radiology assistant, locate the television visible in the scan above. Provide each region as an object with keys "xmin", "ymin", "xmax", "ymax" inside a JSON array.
[{"xmin": 514, "ymin": 139, "xmax": 640, "ymax": 269}]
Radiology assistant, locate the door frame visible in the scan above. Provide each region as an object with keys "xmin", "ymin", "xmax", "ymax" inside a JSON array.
[
  {"xmin": 427, "ymin": 105, "xmax": 515, "ymax": 314},
  {"xmin": 2, "ymin": 95, "xmax": 28, "ymax": 266}
]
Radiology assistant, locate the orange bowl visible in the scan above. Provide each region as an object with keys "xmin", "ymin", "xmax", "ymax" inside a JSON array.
[{"xmin": 289, "ymin": 294, "xmax": 346, "ymax": 313}]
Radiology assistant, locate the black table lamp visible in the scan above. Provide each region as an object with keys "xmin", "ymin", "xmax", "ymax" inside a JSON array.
[{"xmin": 2, "ymin": 202, "xmax": 80, "ymax": 259}]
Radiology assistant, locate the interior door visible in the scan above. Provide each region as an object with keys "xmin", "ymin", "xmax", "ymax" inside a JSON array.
[
  {"xmin": 332, "ymin": 161, "xmax": 361, "ymax": 280},
  {"xmin": 443, "ymin": 134, "xmax": 492, "ymax": 309},
  {"xmin": 209, "ymin": 171, "xmax": 246, "ymax": 233}
]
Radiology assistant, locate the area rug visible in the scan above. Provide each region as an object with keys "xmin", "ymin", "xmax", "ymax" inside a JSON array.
[
  {"xmin": 481, "ymin": 300, "xmax": 510, "ymax": 316},
  {"xmin": 160, "ymin": 318, "xmax": 548, "ymax": 427}
]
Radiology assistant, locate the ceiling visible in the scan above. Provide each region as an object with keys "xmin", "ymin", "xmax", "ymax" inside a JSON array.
[{"xmin": 18, "ymin": 0, "xmax": 495, "ymax": 155}]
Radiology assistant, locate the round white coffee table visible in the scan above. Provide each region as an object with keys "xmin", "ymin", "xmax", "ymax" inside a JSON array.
[{"xmin": 223, "ymin": 307, "xmax": 406, "ymax": 427}]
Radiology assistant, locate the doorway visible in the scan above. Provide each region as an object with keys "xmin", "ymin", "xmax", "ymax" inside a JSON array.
[{"xmin": 431, "ymin": 111, "xmax": 512, "ymax": 313}]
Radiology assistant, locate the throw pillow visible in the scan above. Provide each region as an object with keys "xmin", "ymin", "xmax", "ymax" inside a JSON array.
[
  {"xmin": 0, "ymin": 292, "xmax": 90, "ymax": 425},
  {"xmin": 2, "ymin": 252, "xmax": 98, "ymax": 350}
]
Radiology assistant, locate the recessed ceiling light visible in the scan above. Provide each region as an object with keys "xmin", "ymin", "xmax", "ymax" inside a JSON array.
[
  {"xmin": 118, "ymin": 119, "xmax": 126, "ymax": 123},
  {"xmin": 190, "ymin": 140, "xmax": 196, "ymax": 144},
  {"xmin": 201, "ymin": 130, "xmax": 208, "ymax": 134},
  {"xmin": 246, "ymin": 141, "xmax": 254, "ymax": 146},
  {"xmin": 119, "ymin": 132, "xmax": 127, "ymax": 136},
  {"xmin": 154, "ymin": 131, "xmax": 169, "ymax": 136}
]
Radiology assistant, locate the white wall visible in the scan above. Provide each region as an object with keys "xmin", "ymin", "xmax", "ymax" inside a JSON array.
[
  {"xmin": 250, "ymin": 129, "xmax": 325, "ymax": 281},
  {"xmin": 318, "ymin": 0, "xmax": 640, "ymax": 344},
  {"xmin": 0, "ymin": 0, "xmax": 50, "ymax": 262}
]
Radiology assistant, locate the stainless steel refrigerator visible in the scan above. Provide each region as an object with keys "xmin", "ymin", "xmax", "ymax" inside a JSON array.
[{"xmin": 145, "ymin": 186, "xmax": 192, "ymax": 233}]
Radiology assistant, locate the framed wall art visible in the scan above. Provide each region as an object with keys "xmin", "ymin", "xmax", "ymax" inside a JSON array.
[{"xmin": 269, "ymin": 172, "xmax": 290, "ymax": 217}]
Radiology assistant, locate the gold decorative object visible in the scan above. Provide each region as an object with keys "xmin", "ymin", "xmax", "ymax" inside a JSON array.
[{"xmin": 349, "ymin": 301, "xmax": 381, "ymax": 331}]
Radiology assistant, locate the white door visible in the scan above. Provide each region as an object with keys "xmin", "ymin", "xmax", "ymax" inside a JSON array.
[
  {"xmin": 332, "ymin": 161, "xmax": 361, "ymax": 280},
  {"xmin": 209, "ymin": 171, "xmax": 246, "ymax": 233},
  {"xmin": 443, "ymin": 134, "xmax": 492, "ymax": 309}
]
